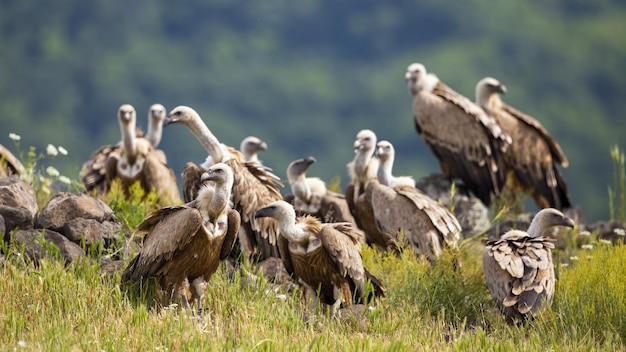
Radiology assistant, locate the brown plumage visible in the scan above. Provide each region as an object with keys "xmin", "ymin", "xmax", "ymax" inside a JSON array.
[
  {"xmin": 164, "ymin": 106, "xmax": 284, "ymax": 260},
  {"xmin": 123, "ymin": 163, "xmax": 240, "ymax": 312},
  {"xmin": 254, "ymin": 200, "xmax": 385, "ymax": 316},
  {"xmin": 483, "ymin": 208, "xmax": 575, "ymax": 322},
  {"xmin": 476, "ymin": 77, "xmax": 571, "ymax": 210},
  {"xmin": 405, "ymin": 63, "xmax": 511, "ymax": 206},
  {"xmin": 0, "ymin": 144, "xmax": 25, "ymax": 178},
  {"xmin": 285, "ymin": 156, "xmax": 359, "ymax": 225},
  {"xmin": 80, "ymin": 104, "xmax": 180, "ymax": 204}
]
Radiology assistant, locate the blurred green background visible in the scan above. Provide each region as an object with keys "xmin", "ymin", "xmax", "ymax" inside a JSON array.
[{"xmin": 1, "ymin": 1, "xmax": 624, "ymax": 222}]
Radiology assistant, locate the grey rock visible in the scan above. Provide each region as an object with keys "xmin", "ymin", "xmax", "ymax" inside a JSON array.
[
  {"xmin": 0, "ymin": 175, "xmax": 37, "ymax": 226},
  {"xmin": 36, "ymin": 192, "xmax": 116, "ymax": 231},
  {"xmin": 0, "ymin": 205, "xmax": 34, "ymax": 240},
  {"xmin": 13, "ymin": 228, "xmax": 85, "ymax": 265}
]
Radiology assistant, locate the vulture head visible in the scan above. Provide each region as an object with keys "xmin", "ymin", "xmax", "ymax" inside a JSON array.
[
  {"xmin": 405, "ymin": 62, "xmax": 438, "ymax": 95},
  {"xmin": 255, "ymin": 200, "xmax": 304, "ymax": 241},
  {"xmin": 286, "ymin": 156, "xmax": 316, "ymax": 184},
  {"xmin": 354, "ymin": 129, "xmax": 377, "ymax": 155},
  {"xmin": 240, "ymin": 136, "xmax": 268, "ymax": 162},
  {"xmin": 376, "ymin": 140, "xmax": 395, "ymax": 163},
  {"xmin": 147, "ymin": 104, "xmax": 166, "ymax": 147},
  {"xmin": 516, "ymin": 208, "xmax": 575, "ymax": 239},
  {"xmin": 475, "ymin": 77, "xmax": 507, "ymax": 109},
  {"xmin": 201, "ymin": 162, "xmax": 234, "ymax": 189},
  {"xmin": 118, "ymin": 104, "xmax": 137, "ymax": 128},
  {"xmin": 165, "ymin": 105, "xmax": 226, "ymax": 164}
]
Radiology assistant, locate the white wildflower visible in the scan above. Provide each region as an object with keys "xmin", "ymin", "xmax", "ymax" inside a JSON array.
[
  {"xmin": 275, "ymin": 294, "xmax": 287, "ymax": 300},
  {"xmin": 58, "ymin": 146, "xmax": 68, "ymax": 155},
  {"xmin": 560, "ymin": 263, "xmax": 569, "ymax": 267},
  {"xmin": 46, "ymin": 166, "xmax": 60, "ymax": 177},
  {"xmin": 614, "ymin": 228, "xmax": 625, "ymax": 236},
  {"xmin": 9, "ymin": 133, "xmax": 21, "ymax": 141},
  {"xmin": 581, "ymin": 244, "xmax": 594, "ymax": 250},
  {"xmin": 46, "ymin": 144, "xmax": 58, "ymax": 156},
  {"xmin": 579, "ymin": 231, "xmax": 591, "ymax": 237},
  {"xmin": 18, "ymin": 340, "xmax": 27, "ymax": 347},
  {"xmin": 599, "ymin": 239, "xmax": 612, "ymax": 245},
  {"xmin": 569, "ymin": 256, "xmax": 579, "ymax": 261},
  {"xmin": 59, "ymin": 175, "xmax": 71, "ymax": 184}
]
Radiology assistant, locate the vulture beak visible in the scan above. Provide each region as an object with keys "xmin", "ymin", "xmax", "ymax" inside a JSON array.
[
  {"xmin": 254, "ymin": 206, "xmax": 273, "ymax": 219},
  {"xmin": 353, "ymin": 140, "xmax": 361, "ymax": 153},
  {"xmin": 497, "ymin": 84, "xmax": 507, "ymax": 95},
  {"xmin": 561, "ymin": 216, "xmax": 576, "ymax": 229},
  {"xmin": 200, "ymin": 171, "xmax": 218, "ymax": 183},
  {"xmin": 163, "ymin": 113, "xmax": 180, "ymax": 127},
  {"xmin": 404, "ymin": 71, "xmax": 412, "ymax": 81},
  {"xmin": 258, "ymin": 142, "xmax": 268, "ymax": 151}
]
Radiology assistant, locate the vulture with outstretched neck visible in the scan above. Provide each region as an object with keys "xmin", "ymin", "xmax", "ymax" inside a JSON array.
[
  {"xmin": 475, "ymin": 77, "xmax": 571, "ymax": 210},
  {"xmin": 376, "ymin": 140, "xmax": 415, "ymax": 188},
  {"xmin": 405, "ymin": 63, "xmax": 511, "ymax": 206},
  {"xmin": 146, "ymin": 104, "xmax": 166, "ymax": 148},
  {"xmin": 80, "ymin": 104, "xmax": 180, "ymax": 204},
  {"xmin": 483, "ymin": 208, "xmax": 575, "ymax": 322},
  {"xmin": 0, "ymin": 144, "xmax": 25, "ymax": 178},
  {"xmin": 285, "ymin": 156, "xmax": 358, "ymax": 225},
  {"xmin": 254, "ymin": 200, "xmax": 385, "ymax": 316},
  {"xmin": 123, "ymin": 163, "xmax": 240, "ymax": 313},
  {"xmin": 164, "ymin": 106, "xmax": 284, "ymax": 260}
]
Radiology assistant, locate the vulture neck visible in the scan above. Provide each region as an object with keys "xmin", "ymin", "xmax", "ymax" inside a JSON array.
[
  {"xmin": 186, "ymin": 112, "xmax": 225, "ymax": 163},
  {"xmin": 276, "ymin": 213, "xmax": 307, "ymax": 242},
  {"xmin": 288, "ymin": 169, "xmax": 311, "ymax": 201},
  {"xmin": 353, "ymin": 149, "xmax": 374, "ymax": 183},
  {"xmin": 120, "ymin": 122, "xmax": 138, "ymax": 165},
  {"xmin": 420, "ymin": 73, "xmax": 440, "ymax": 93},
  {"xmin": 209, "ymin": 185, "xmax": 229, "ymax": 219},
  {"xmin": 146, "ymin": 118, "xmax": 163, "ymax": 148},
  {"xmin": 377, "ymin": 156, "xmax": 394, "ymax": 187},
  {"xmin": 486, "ymin": 93, "xmax": 503, "ymax": 110},
  {"xmin": 526, "ymin": 216, "xmax": 547, "ymax": 238}
]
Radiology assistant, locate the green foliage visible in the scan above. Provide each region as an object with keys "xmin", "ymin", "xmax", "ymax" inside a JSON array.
[{"xmin": 608, "ymin": 145, "xmax": 626, "ymax": 221}]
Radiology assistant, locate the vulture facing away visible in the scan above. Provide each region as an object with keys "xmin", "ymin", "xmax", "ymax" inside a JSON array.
[
  {"xmin": 123, "ymin": 163, "xmax": 240, "ymax": 313},
  {"xmin": 80, "ymin": 104, "xmax": 180, "ymax": 204},
  {"xmin": 285, "ymin": 156, "xmax": 359, "ymax": 226},
  {"xmin": 254, "ymin": 200, "xmax": 385, "ymax": 316},
  {"xmin": 0, "ymin": 144, "xmax": 25, "ymax": 178},
  {"xmin": 483, "ymin": 208, "xmax": 575, "ymax": 322},
  {"xmin": 475, "ymin": 77, "xmax": 571, "ymax": 210},
  {"xmin": 164, "ymin": 106, "xmax": 284, "ymax": 261},
  {"xmin": 405, "ymin": 63, "xmax": 511, "ymax": 206}
]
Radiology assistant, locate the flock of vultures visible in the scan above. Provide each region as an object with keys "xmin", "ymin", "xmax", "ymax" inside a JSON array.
[{"xmin": 1, "ymin": 63, "xmax": 580, "ymax": 323}]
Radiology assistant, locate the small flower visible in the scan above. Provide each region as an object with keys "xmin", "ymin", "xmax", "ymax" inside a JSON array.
[
  {"xmin": 581, "ymin": 244, "xmax": 594, "ymax": 250},
  {"xmin": 9, "ymin": 133, "xmax": 21, "ymax": 141},
  {"xmin": 46, "ymin": 144, "xmax": 58, "ymax": 156},
  {"xmin": 569, "ymin": 256, "xmax": 579, "ymax": 261},
  {"xmin": 560, "ymin": 262, "xmax": 569, "ymax": 267},
  {"xmin": 46, "ymin": 166, "xmax": 60, "ymax": 177},
  {"xmin": 58, "ymin": 146, "xmax": 68, "ymax": 155},
  {"xmin": 599, "ymin": 239, "xmax": 612, "ymax": 245},
  {"xmin": 18, "ymin": 340, "xmax": 27, "ymax": 347},
  {"xmin": 59, "ymin": 175, "xmax": 71, "ymax": 184},
  {"xmin": 275, "ymin": 294, "xmax": 287, "ymax": 300},
  {"xmin": 579, "ymin": 231, "xmax": 591, "ymax": 237},
  {"xmin": 614, "ymin": 228, "xmax": 625, "ymax": 236}
]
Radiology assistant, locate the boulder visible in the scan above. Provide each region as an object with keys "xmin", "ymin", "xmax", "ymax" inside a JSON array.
[
  {"xmin": 0, "ymin": 175, "xmax": 37, "ymax": 232},
  {"xmin": 13, "ymin": 228, "xmax": 85, "ymax": 265}
]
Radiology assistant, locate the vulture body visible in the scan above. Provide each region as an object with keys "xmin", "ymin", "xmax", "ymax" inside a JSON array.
[
  {"xmin": 405, "ymin": 63, "xmax": 511, "ymax": 206},
  {"xmin": 0, "ymin": 144, "xmax": 25, "ymax": 178},
  {"xmin": 80, "ymin": 104, "xmax": 180, "ymax": 204},
  {"xmin": 254, "ymin": 201, "xmax": 385, "ymax": 315},
  {"xmin": 483, "ymin": 208, "xmax": 575, "ymax": 321},
  {"xmin": 164, "ymin": 106, "xmax": 284, "ymax": 260},
  {"xmin": 475, "ymin": 77, "xmax": 571, "ymax": 210},
  {"xmin": 123, "ymin": 163, "xmax": 240, "ymax": 312},
  {"xmin": 286, "ymin": 156, "xmax": 359, "ymax": 225}
]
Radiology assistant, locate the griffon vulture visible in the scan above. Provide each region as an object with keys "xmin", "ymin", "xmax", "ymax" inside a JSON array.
[
  {"xmin": 475, "ymin": 77, "xmax": 571, "ymax": 210},
  {"xmin": 239, "ymin": 136, "xmax": 268, "ymax": 162},
  {"xmin": 405, "ymin": 63, "xmax": 511, "ymax": 206},
  {"xmin": 254, "ymin": 200, "xmax": 385, "ymax": 316},
  {"xmin": 123, "ymin": 163, "xmax": 240, "ymax": 313},
  {"xmin": 164, "ymin": 106, "xmax": 283, "ymax": 260},
  {"xmin": 483, "ymin": 208, "xmax": 575, "ymax": 321},
  {"xmin": 146, "ymin": 103, "xmax": 166, "ymax": 148},
  {"xmin": 80, "ymin": 104, "xmax": 180, "ymax": 204},
  {"xmin": 285, "ymin": 156, "xmax": 359, "ymax": 226},
  {"xmin": 0, "ymin": 144, "xmax": 25, "ymax": 178},
  {"xmin": 376, "ymin": 140, "xmax": 415, "ymax": 188}
]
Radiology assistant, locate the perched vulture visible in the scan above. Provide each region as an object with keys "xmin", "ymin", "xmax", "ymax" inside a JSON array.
[
  {"xmin": 483, "ymin": 208, "xmax": 575, "ymax": 322},
  {"xmin": 376, "ymin": 140, "xmax": 415, "ymax": 188},
  {"xmin": 254, "ymin": 200, "xmax": 385, "ymax": 315},
  {"xmin": 347, "ymin": 132, "xmax": 461, "ymax": 259},
  {"xmin": 164, "ymin": 106, "xmax": 284, "ymax": 260},
  {"xmin": 123, "ymin": 163, "xmax": 240, "ymax": 313},
  {"xmin": 405, "ymin": 63, "xmax": 511, "ymax": 206},
  {"xmin": 239, "ymin": 136, "xmax": 268, "ymax": 162},
  {"xmin": 80, "ymin": 104, "xmax": 180, "ymax": 204},
  {"xmin": 285, "ymin": 156, "xmax": 358, "ymax": 225},
  {"xmin": 0, "ymin": 144, "xmax": 25, "ymax": 178},
  {"xmin": 475, "ymin": 77, "xmax": 571, "ymax": 210}
]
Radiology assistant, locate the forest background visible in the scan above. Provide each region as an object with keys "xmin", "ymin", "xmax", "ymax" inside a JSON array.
[{"xmin": 1, "ymin": 0, "xmax": 624, "ymax": 222}]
